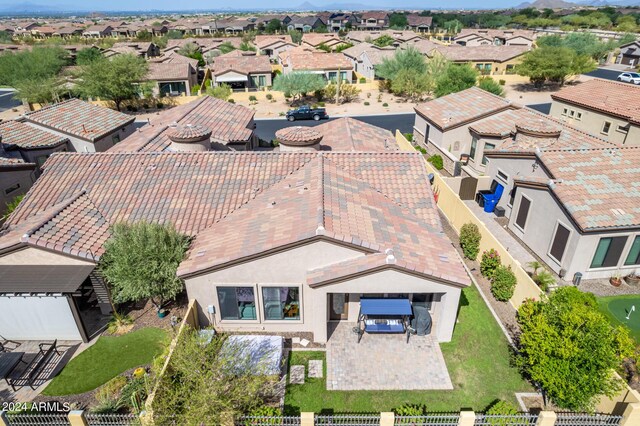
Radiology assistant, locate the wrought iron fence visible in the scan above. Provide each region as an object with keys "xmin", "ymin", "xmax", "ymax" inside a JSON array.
[
  {"xmin": 85, "ymin": 413, "xmax": 141, "ymax": 425},
  {"xmin": 236, "ymin": 416, "xmax": 302, "ymax": 426},
  {"xmin": 394, "ymin": 413, "xmax": 461, "ymax": 425},
  {"xmin": 474, "ymin": 413, "xmax": 538, "ymax": 426},
  {"xmin": 5, "ymin": 413, "xmax": 70, "ymax": 426},
  {"xmin": 555, "ymin": 413, "xmax": 623, "ymax": 426},
  {"xmin": 315, "ymin": 414, "xmax": 381, "ymax": 425}
]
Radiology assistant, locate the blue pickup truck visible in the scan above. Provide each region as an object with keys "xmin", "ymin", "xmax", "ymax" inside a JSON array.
[{"xmin": 286, "ymin": 105, "xmax": 329, "ymax": 122}]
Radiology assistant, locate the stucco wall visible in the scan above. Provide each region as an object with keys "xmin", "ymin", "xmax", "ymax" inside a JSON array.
[
  {"xmin": 0, "ymin": 168, "xmax": 34, "ymax": 218},
  {"xmin": 26, "ymin": 122, "xmax": 136, "ymax": 153},
  {"xmin": 549, "ymin": 99, "xmax": 640, "ymax": 146}
]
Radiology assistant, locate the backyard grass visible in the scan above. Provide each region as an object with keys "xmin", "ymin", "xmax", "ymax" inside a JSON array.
[
  {"xmin": 596, "ymin": 294, "xmax": 640, "ymax": 343},
  {"xmin": 284, "ymin": 284, "xmax": 532, "ymax": 414},
  {"xmin": 42, "ymin": 327, "xmax": 168, "ymax": 396}
]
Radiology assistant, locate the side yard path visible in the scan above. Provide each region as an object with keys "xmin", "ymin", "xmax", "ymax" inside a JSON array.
[{"xmin": 438, "ymin": 211, "xmax": 521, "ymax": 343}]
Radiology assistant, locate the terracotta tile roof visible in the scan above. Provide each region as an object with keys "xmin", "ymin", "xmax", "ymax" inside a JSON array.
[
  {"xmin": 288, "ymin": 52, "xmax": 353, "ymax": 71},
  {"xmin": 177, "ymin": 154, "xmax": 467, "ymax": 286},
  {"xmin": 1, "ymin": 152, "xmax": 446, "ymax": 270},
  {"xmin": 110, "ymin": 96, "xmax": 255, "ymax": 151},
  {"xmin": 471, "ymin": 107, "xmax": 616, "ymax": 154},
  {"xmin": 361, "ymin": 49, "xmax": 395, "ymax": 66},
  {"xmin": 523, "ymin": 147, "xmax": 640, "ymax": 231},
  {"xmin": 434, "ymin": 45, "xmax": 530, "ymax": 62},
  {"xmin": 551, "ymin": 79, "xmax": 640, "ymax": 125},
  {"xmin": 0, "ymin": 121, "xmax": 68, "ymax": 150},
  {"xmin": 254, "ymin": 35, "xmax": 293, "ymax": 50},
  {"xmin": 455, "ymin": 28, "xmax": 535, "ymax": 42},
  {"xmin": 314, "ymin": 118, "xmax": 397, "ymax": 151},
  {"xmin": 360, "ymin": 11, "xmax": 389, "ymax": 20},
  {"xmin": 210, "ymin": 55, "xmax": 271, "ymax": 76},
  {"xmin": 278, "ymin": 45, "xmax": 317, "ymax": 63},
  {"xmin": 276, "ymin": 126, "xmax": 323, "ymax": 146},
  {"xmin": 406, "ymin": 14, "xmax": 433, "ymax": 27},
  {"xmin": 347, "ymin": 30, "xmax": 419, "ymax": 43},
  {"xmin": 0, "ymin": 156, "xmax": 34, "ymax": 169},
  {"xmin": 402, "ymin": 39, "xmax": 441, "ymax": 55},
  {"xmin": 151, "ymin": 52, "xmax": 199, "ymax": 68},
  {"xmin": 24, "ymin": 99, "xmax": 135, "ymax": 142},
  {"xmin": 146, "ymin": 62, "xmax": 193, "ymax": 81},
  {"xmin": 302, "ymin": 33, "xmax": 343, "ymax": 47},
  {"xmin": 415, "ymin": 87, "xmax": 513, "ymax": 130},
  {"xmin": 341, "ymin": 42, "xmax": 378, "ymax": 59}
]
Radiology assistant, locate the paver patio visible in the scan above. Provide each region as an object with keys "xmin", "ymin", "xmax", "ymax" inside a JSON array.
[{"xmin": 326, "ymin": 322, "xmax": 452, "ymax": 391}]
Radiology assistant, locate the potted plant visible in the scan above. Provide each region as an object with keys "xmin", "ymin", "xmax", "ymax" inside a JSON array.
[
  {"xmin": 625, "ymin": 270, "xmax": 640, "ymax": 286},
  {"xmin": 157, "ymin": 308, "xmax": 167, "ymax": 318},
  {"xmin": 610, "ymin": 271, "xmax": 622, "ymax": 287}
]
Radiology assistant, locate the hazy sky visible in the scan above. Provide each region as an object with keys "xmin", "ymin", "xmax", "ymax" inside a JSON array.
[{"xmin": 0, "ymin": 0, "xmax": 521, "ymax": 11}]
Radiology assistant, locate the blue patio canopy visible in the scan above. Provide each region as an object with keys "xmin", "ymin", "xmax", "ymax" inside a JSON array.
[{"xmin": 360, "ymin": 298, "xmax": 412, "ymax": 316}]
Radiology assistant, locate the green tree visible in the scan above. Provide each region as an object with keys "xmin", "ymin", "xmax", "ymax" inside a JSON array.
[
  {"xmin": 76, "ymin": 54, "xmax": 148, "ymax": 111},
  {"xmin": 99, "ymin": 221, "xmax": 191, "ymax": 310},
  {"xmin": 443, "ymin": 19, "xmax": 463, "ymax": 34},
  {"xmin": 166, "ymin": 29, "xmax": 183, "ymax": 39},
  {"xmin": 376, "ymin": 47, "xmax": 427, "ymax": 81},
  {"xmin": 206, "ymin": 84, "xmax": 232, "ymax": 100},
  {"xmin": 272, "ymin": 72, "xmax": 326, "ymax": 102},
  {"xmin": 265, "ymin": 19, "xmax": 282, "ymax": 34},
  {"xmin": 0, "ymin": 31, "xmax": 12, "ymax": 43},
  {"xmin": 389, "ymin": 13, "xmax": 408, "ymax": 29},
  {"xmin": 478, "ymin": 77, "xmax": 504, "ymax": 97},
  {"xmin": 373, "ymin": 34, "xmax": 395, "ymax": 48},
  {"xmin": 177, "ymin": 42, "xmax": 204, "ymax": 66},
  {"xmin": 1, "ymin": 194, "xmax": 24, "ymax": 221},
  {"xmin": 391, "ymin": 68, "xmax": 430, "ymax": 100},
  {"xmin": 76, "ymin": 47, "xmax": 103, "ymax": 65},
  {"xmin": 517, "ymin": 46, "xmax": 595, "ymax": 87},
  {"xmin": 288, "ymin": 29, "xmax": 302, "ymax": 44},
  {"xmin": 218, "ymin": 42, "xmax": 236, "ymax": 54},
  {"xmin": 136, "ymin": 29, "xmax": 152, "ymax": 42},
  {"xmin": 316, "ymin": 43, "xmax": 331, "ymax": 52},
  {"xmin": 152, "ymin": 328, "xmax": 279, "ymax": 423},
  {"xmin": 434, "ymin": 63, "xmax": 478, "ymax": 97},
  {"xmin": 516, "ymin": 287, "xmax": 634, "ymax": 411}
]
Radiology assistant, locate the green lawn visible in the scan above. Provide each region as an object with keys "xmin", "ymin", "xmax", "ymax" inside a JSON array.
[
  {"xmin": 42, "ymin": 327, "xmax": 168, "ymax": 396},
  {"xmin": 284, "ymin": 285, "xmax": 531, "ymax": 414},
  {"xmin": 596, "ymin": 294, "xmax": 640, "ymax": 343}
]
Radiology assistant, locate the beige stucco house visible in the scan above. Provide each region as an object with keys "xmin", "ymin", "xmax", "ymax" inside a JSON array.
[{"xmin": 550, "ymin": 78, "xmax": 640, "ymax": 146}]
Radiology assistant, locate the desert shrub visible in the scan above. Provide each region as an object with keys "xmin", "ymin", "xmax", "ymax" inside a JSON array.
[
  {"xmin": 228, "ymin": 98, "xmax": 235, "ymax": 103},
  {"xmin": 191, "ymin": 84, "xmax": 201, "ymax": 93},
  {"xmin": 266, "ymin": 93, "xmax": 273, "ymax": 100},
  {"xmin": 359, "ymin": 77, "xmax": 366, "ymax": 83},
  {"xmin": 416, "ymin": 146, "xmax": 427, "ymax": 154},
  {"xmin": 248, "ymin": 406, "xmax": 282, "ymax": 417},
  {"xmin": 394, "ymin": 403, "xmax": 428, "ymax": 417},
  {"xmin": 93, "ymin": 375, "xmax": 127, "ymax": 413},
  {"xmin": 404, "ymin": 133, "xmax": 413, "ymax": 142},
  {"xmin": 480, "ymin": 249, "xmax": 501, "ymax": 278},
  {"xmin": 533, "ymin": 269, "xmax": 556, "ymax": 292},
  {"xmin": 107, "ymin": 311, "xmax": 133, "ymax": 335},
  {"xmin": 460, "ymin": 223, "xmax": 481, "ymax": 260},
  {"xmin": 491, "ymin": 265, "xmax": 517, "ymax": 302},
  {"xmin": 485, "ymin": 400, "xmax": 519, "ymax": 425},
  {"xmin": 249, "ymin": 95, "xmax": 257, "ymax": 102},
  {"xmin": 316, "ymin": 102, "xmax": 325, "ymax": 107},
  {"xmin": 499, "ymin": 79, "xmax": 506, "ymax": 86},
  {"xmin": 119, "ymin": 376, "xmax": 147, "ymax": 411},
  {"xmin": 383, "ymin": 102, "xmax": 389, "ymax": 107},
  {"xmin": 364, "ymin": 101, "xmax": 370, "ymax": 106},
  {"xmin": 427, "ymin": 154, "xmax": 443, "ymax": 170},
  {"xmin": 156, "ymin": 102, "xmax": 163, "ymax": 109}
]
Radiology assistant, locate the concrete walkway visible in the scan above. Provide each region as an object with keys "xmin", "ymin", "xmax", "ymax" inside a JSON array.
[
  {"xmin": 326, "ymin": 322, "xmax": 452, "ymax": 391},
  {"xmin": 464, "ymin": 201, "xmax": 536, "ymax": 272}
]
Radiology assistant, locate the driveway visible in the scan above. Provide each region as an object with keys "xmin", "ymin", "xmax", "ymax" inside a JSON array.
[
  {"xmin": 326, "ymin": 322, "xmax": 452, "ymax": 390},
  {"xmin": 0, "ymin": 89, "xmax": 20, "ymax": 112},
  {"xmin": 584, "ymin": 68, "xmax": 626, "ymax": 81},
  {"xmin": 255, "ymin": 113, "xmax": 414, "ymax": 142}
]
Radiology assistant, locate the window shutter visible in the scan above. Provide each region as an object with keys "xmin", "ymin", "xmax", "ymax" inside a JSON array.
[
  {"xmin": 515, "ymin": 196, "xmax": 530, "ymax": 230},
  {"xmin": 550, "ymin": 224, "xmax": 570, "ymax": 262}
]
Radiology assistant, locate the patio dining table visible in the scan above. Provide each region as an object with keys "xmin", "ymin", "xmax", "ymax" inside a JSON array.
[{"xmin": 0, "ymin": 351, "xmax": 25, "ymax": 384}]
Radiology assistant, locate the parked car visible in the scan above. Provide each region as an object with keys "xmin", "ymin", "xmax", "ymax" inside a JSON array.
[
  {"xmin": 286, "ymin": 105, "xmax": 328, "ymax": 122},
  {"xmin": 617, "ymin": 72, "xmax": 640, "ymax": 84}
]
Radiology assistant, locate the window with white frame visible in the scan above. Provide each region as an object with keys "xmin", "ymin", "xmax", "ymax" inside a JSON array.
[
  {"xmin": 601, "ymin": 121, "xmax": 612, "ymax": 134},
  {"xmin": 496, "ymin": 169, "xmax": 509, "ymax": 183}
]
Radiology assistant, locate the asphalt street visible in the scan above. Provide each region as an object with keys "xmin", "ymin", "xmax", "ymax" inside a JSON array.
[
  {"xmin": 255, "ymin": 113, "xmax": 415, "ymax": 142},
  {"xmin": 584, "ymin": 68, "xmax": 625, "ymax": 81},
  {"xmin": 0, "ymin": 89, "xmax": 20, "ymax": 112}
]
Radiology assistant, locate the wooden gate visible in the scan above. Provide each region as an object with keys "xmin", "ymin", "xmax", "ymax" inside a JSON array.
[{"xmin": 459, "ymin": 176, "xmax": 478, "ymax": 200}]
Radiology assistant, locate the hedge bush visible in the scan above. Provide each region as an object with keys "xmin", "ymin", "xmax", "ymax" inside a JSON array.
[
  {"xmin": 249, "ymin": 95, "xmax": 257, "ymax": 102},
  {"xmin": 485, "ymin": 400, "xmax": 519, "ymax": 425},
  {"xmin": 459, "ymin": 223, "xmax": 481, "ymax": 260},
  {"xmin": 228, "ymin": 98, "xmax": 235, "ymax": 103},
  {"xmin": 491, "ymin": 265, "xmax": 517, "ymax": 302},
  {"xmin": 266, "ymin": 93, "xmax": 273, "ymax": 100},
  {"xmin": 359, "ymin": 77, "xmax": 366, "ymax": 83},
  {"xmin": 427, "ymin": 154, "xmax": 443, "ymax": 170},
  {"xmin": 364, "ymin": 101, "xmax": 370, "ymax": 106},
  {"xmin": 394, "ymin": 403, "xmax": 428, "ymax": 417},
  {"xmin": 480, "ymin": 249, "xmax": 501, "ymax": 278}
]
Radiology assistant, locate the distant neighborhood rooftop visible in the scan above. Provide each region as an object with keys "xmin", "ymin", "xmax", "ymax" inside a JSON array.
[
  {"xmin": 314, "ymin": 118, "xmax": 397, "ymax": 152},
  {"xmin": 24, "ymin": 99, "xmax": 135, "ymax": 142},
  {"xmin": 0, "ymin": 121, "xmax": 69, "ymax": 150}
]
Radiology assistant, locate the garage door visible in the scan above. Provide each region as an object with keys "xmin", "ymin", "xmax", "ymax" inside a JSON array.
[{"xmin": 0, "ymin": 295, "xmax": 82, "ymax": 341}]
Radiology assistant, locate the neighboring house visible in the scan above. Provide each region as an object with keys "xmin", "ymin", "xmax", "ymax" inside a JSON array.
[
  {"xmin": 413, "ymin": 87, "xmax": 514, "ymax": 176},
  {"xmin": 357, "ymin": 12, "xmax": 390, "ymax": 30},
  {"xmin": 313, "ymin": 117, "xmax": 398, "ymax": 151},
  {"xmin": 0, "ymin": 120, "xmax": 69, "ymax": 174},
  {"xmin": 454, "ymin": 29, "xmax": 535, "ymax": 47},
  {"xmin": 341, "ymin": 42, "xmax": 380, "ymax": 74},
  {"xmin": 109, "ymin": 42, "xmax": 160, "ymax": 58},
  {"xmin": 484, "ymin": 146, "xmax": 640, "ymax": 282},
  {"xmin": 254, "ymin": 35, "xmax": 296, "ymax": 60},
  {"xmin": 401, "ymin": 39, "xmax": 442, "ymax": 56},
  {"xmin": 301, "ymin": 33, "xmax": 347, "ymax": 51},
  {"xmin": 220, "ymin": 19, "xmax": 255, "ymax": 34},
  {"xmin": 82, "ymin": 25, "xmax": 114, "ymax": 38},
  {"xmin": 287, "ymin": 16, "xmax": 325, "ymax": 33},
  {"xmin": 0, "ymin": 151, "xmax": 468, "ymax": 344},
  {"xmin": 346, "ymin": 30, "xmax": 421, "ymax": 46},
  {"xmin": 550, "ymin": 78, "xmax": 640, "ymax": 146},
  {"xmin": 616, "ymin": 40, "xmax": 640, "ymax": 66},
  {"xmin": 282, "ymin": 52, "xmax": 353, "ymax": 82},
  {"xmin": 111, "ymin": 96, "xmax": 258, "ymax": 151},
  {"xmin": 210, "ymin": 55, "xmax": 272, "ymax": 90},
  {"xmin": 359, "ymin": 49, "xmax": 396, "ymax": 80},
  {"xmin": 430, "ymin": 45, "xmax": 530, "ymax": 76},
  {"xmin": 254, "ymin": 14, "xmax": 292, "ymax": 28},
  {"xmin": 326, "ymin": 13, "xmax": 357, "ymax": 32},
  {"xmin": 145, "ymin": 62, "xmax": 199, "ymax": 97},
  {"xmin": 55, "ymin": 27, "xmax": 84, "ymax": 38},
  {"xmin": 23, "ymin": 99, "xmax": 136, "ymax": 152},
  {"xmin": 406, "ymin": 14, "xmax": 433, "ymax": 33},
  {"xmin": 164, "ymin": 37, "xmax": 243, "ymax": 56},
  {"xmin": 0, "ymin": 157, "xmax": 35, "ymax": 218}
]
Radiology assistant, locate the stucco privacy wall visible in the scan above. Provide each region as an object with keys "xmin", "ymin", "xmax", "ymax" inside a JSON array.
[
  {"xmin": 0, "ymin": 247, "xmax": 96, "ymax": 266},
  {"xmin": 185, "ymin": 239, "xmax": 463, "ymax": 343},
  {"xmin": 396, "ymin": 131, "xmax": 542, "ymax": 308},
  {"xmin": 0, "ymin": 296, "xmax": 82, "ymax": 340}
]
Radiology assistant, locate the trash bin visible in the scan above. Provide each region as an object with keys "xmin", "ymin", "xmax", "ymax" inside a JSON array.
[{"xmin": 573, "ymin": 272, "xmax": 583, "ymax": 286}]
